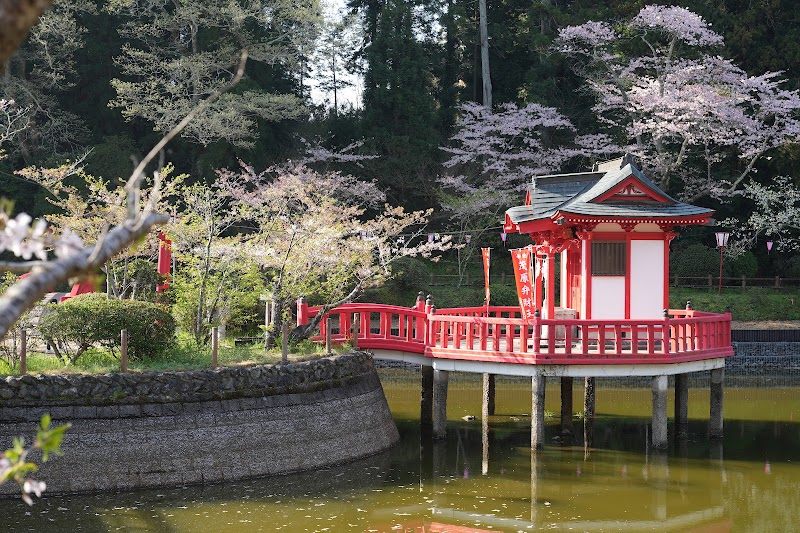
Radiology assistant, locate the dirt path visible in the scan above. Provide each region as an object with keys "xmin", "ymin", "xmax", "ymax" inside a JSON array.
[{"xmin": 732, "ymin": 320, "xmax": 800, "ymax": 330}]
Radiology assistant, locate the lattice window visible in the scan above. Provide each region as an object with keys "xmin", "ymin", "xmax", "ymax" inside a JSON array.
[{"xmin": 592, "ymin": 242, "xmax": 626, "ymax": 276}]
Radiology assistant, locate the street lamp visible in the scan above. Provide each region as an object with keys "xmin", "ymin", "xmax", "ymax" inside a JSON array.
[{"xmin": 715, "ymin": 231, "xmax": 730, "ymax": 294}]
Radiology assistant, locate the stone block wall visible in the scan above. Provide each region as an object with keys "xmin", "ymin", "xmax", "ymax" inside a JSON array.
[
  {"xmin": 0, "ymin": 352, "xmax": 399, "ymax": 494},
  {"xmin": 730, "ymin": 342, "xmax": 800, "ymax": 373}
]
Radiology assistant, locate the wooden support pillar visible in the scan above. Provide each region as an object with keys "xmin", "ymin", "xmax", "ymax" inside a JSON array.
[
  {"xmin": 675, "ymin": 373, "xmax": 689, "ymax": 433},
  {"xmin": 710, "ymin": 368, "xmax": 724, "ymax": 438},
  {"xmin": 531, "ymin": 374, "xmax": 546, "ymax": 451},
  {"xmin": 482, "ymin": 373, "xmax": 495, "ymax": 417},
  {"xmin": 420, "ymin": 365, "xmax": 434, "ymax": 429},
  {"xmin": 652, "ymin": 375, "xmax": 668, "ymax": 449},
  {"xmin": 433, "ymin": 369, "xmax": 449, "ymax": 440},
  {"xmin": 560, "ymin": 377, "xmax": 573, "ymax": 436},
  {"xmin": 584, "ymin": 377, "xmax": 595, "ymax": 418}
]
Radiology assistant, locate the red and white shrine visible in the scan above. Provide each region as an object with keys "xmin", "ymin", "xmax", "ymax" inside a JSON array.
[{"xmin": 503, "ymin": 156, "xmax": 713, "ymax": 321}]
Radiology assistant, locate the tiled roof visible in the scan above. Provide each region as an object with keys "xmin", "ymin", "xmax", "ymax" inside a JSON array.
[{"xmin": 505, "ymin": 163, "xmax": 713, "ymax": 225}]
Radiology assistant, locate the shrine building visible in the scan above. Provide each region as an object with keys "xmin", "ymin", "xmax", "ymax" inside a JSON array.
[{"xmin": 503, "ymin": 156, "xmax": 713, "ymax": 321}]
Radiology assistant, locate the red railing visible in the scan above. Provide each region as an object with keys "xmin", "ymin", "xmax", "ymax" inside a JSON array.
[
  {"xmin": 301, "ymin": 303, "xmax": 429, "ymax": 354},
  {"xmin": 298, "ymin": 302, "xmax": 733, "ymax": 365}
]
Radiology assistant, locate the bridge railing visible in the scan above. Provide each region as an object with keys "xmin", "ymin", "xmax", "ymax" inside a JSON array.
[{"xmin": 299, "ymin": 302, "xmax": 429, "ymax": 354}]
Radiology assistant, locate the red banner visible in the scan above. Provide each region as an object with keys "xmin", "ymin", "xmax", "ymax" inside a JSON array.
[
  {"xmin": 510, "ymin": 246, "xmax": 535, "ymax": 319},
  {"xmin": 481, "ymin": 248, "xmax": 491, "ymax": 306}
]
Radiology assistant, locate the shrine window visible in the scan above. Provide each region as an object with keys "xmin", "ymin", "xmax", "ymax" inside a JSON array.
[{"xmin": 591, "ymin": 242, "xmax": 626, "ymax": 276}]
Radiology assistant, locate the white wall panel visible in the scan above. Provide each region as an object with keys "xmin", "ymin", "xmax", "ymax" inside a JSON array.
[{"xmin": 630, "ymin": 240, "xmax": 664, "ymax": 318}]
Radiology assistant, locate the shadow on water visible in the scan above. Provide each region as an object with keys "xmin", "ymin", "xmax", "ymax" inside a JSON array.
[{"xmin": 2, "ymin": 367, "xmax": 800, "ymax": 531}]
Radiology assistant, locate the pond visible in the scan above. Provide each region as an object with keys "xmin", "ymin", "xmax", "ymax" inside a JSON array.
[{"xmin": 2, "ymin": 369, "xmax": 799, "ymax": 532}]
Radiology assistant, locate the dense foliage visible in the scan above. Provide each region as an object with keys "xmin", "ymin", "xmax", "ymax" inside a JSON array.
[{"xmin": 38, "ymin": 294, "xmax": 176, "ymax": 363}]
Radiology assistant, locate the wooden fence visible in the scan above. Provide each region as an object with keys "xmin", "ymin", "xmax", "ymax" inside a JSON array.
[{"xmin": 428, "ymin": 273, "xmax": 800, "ymax": 289}]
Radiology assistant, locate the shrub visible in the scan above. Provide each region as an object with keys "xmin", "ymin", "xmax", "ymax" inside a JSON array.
[
  {"xmin": 38, "ymin": 294, "xmax": 175, "ymax": 364},
  {"xmin": 729, "ymin": 250, "xmax": 758, "ymax": 278}
]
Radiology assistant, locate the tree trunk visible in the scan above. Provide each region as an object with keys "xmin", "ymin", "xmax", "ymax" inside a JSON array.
[{"xmin": 478, "ymin": 0, "xmax": 492, "ymax": 111}]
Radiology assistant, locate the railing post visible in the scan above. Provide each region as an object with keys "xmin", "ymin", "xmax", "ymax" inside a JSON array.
[
  {"xmin": 686, "ymin": 300, "xmax": 692, "ymax": 311},
  {"xmin": 776, "ymin": 276, "xmax": 781, "ymax": 288},
  {"xmin": 211, "ymin": 326, "xmax": 219, "ymax": 368},
  {"xmin": 281, "ymin": 320, "xmax": 289, "ymax": 363},
  {"xmin": 741, "ymin": 276, "xmax": 746, "ymax": 288},
  {"xmin": 352, "ymin": 312, "xmax": 360, "ymax": 349},
  {"xmin": 120, "ymin": 329, "xmax": 128, "ymax": 372},
  {"xmin": 18, "ymin": 328, "xmax": 26, "ymax": 375},
  {"xmin": 415, "ymin": 291, "xmax": 425, "ymax": 312},
  {"xmin": 707, "ymin": 274, "xmax": 712, "ymax": 289},
  {"xmin": 532, "ymin": 309, "xmax": 541, "ymax": 354},
  {"xmin": 662, "ymin": 309, "xmax": 670, "ymax": 355},
  {"xmin": 425, "ymin": 294, "xmax": 433, "ymax": 314},
  {"xmin": 501, "ymin": 272, "xmax": 506, "ymax": 285},
  {"xmin": 325, "ymin": 316, "xmax": 332, "ymax": 354}
]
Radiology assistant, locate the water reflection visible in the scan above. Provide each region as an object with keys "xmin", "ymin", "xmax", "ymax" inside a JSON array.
[{"xmin": 1, "ymin": 370, "xmax": 799, "ymax": 531}]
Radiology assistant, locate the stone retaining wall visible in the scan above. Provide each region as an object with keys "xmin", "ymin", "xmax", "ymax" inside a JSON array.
[
  {"xmin": 0, "ymin": 352, "xmax": 399, "ymax": 494},
  {"xmin": 730, "ymin": 342, "xmax": 800, "ymax": 372}
]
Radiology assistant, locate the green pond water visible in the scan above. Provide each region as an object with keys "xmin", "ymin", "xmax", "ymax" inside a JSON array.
[{"xmin": 2, "ymin": 370, "xmax": 800, "ymax": 532}]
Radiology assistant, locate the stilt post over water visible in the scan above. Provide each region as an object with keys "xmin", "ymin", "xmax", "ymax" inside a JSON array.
[
  {"xmin": 710, "ymin": 368, "xmax": 724, "ymax": 438},
  {"xmin": 560, "ymin": 376, "xmax": 573, "ymax": 437},
  {"xmin": 584, "ymin": 377, "xmax": 595, "ymax": 418},
  {"xmin": 675, "ymin": 373, "xmax": 689, "ymax": 432},
  {"xmin": 433, "ymin": 369, "xmax": 449, "ymax": 440},
  {"xmin": 651, "ymin": 375, "xmax": 668, "ymax": 448},
  {"xmin": 482, "ymin": 373, "xmax": 495, "ymax": 420},
  {"xmin": 420, "ymin": 366, "xmax": 434, "ymax": 428},
  {"xmin": 531, "ymin": 374, "xmax": 546, "ymax": 450},
  {"xmin": 486, "ymin": 373, "xmax": 496, "ymax": 415}
]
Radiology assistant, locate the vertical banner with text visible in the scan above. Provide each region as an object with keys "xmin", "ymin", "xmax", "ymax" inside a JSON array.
[
  {"xmin": 510, "ymin": 246, "xmax": 535, "ymax": 319},
  {"xmin": 482, "ymin": 248, "xmax": 491, "ymax": 306}
]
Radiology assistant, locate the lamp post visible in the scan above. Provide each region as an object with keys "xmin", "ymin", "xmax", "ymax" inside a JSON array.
[{"xmin": 715, "ymin": 232, "xmax": 730, "ymax": 294}]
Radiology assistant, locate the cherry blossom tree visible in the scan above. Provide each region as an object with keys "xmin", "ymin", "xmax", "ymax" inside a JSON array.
[
  {"xmin": 555, "ymin": 5, "xmax": 800, "ymax": 200},
  {"xmin": 439, "ymin": 101, "xmax": 616, "ymax": 283},
  {"xmin": 217, "ymin": 163, "xmax": 450, "ymax": 343},
  {"xmin": 724, "ymin": 176, "xmax": 800, "ymax": 254}
]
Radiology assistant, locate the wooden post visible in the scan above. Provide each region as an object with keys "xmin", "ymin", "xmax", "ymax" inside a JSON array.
[
  {"xmin": 211, "ymin": 326, "xmax": 219, "ymax": 368},
  {"xmin": 281, "ymin": 320, "xmax": 289, "ymax": 363},
  {"xmin": 501, "ymin": 272, "xmax": 506, "ymax": 285},
  {"xmin": 710, "ymin": 368, "xmax": 724, "ymax": 438},
  {"xmin": 18, "ymin": 328, "xmax": 26, "ymax": 375},
  {"xmin": 531, "ymin": 374, "xmax": 546, "ymax": 450},
  {"xmin": 352, "ymin": 312, "xmax": 360, "ymax": 349},
  {"xmin": 420, "ymin": 365, "xmax": 434, "ymax": 429},
  {"xmin": 560, "ymin": 376, "xmax": 573, "ymax": 437},
  {"xmin": 325, "ymin": 316, "xmax": 332, "ymax": 354},
  {"xmin": 675, "ymin": 373, "xmax": 689, "ymax": 434},
  {"xmin": 264, "ymin": 299, "xmax": 271, "ymax": 349},
  {"xmin": 775, "ymin": 276, "xmax": 781, "ymax": 288},
  {"xmin": 741, "ymin": 275, "xmax": 746, "ymax": 288},
  {"xmin": 120, "ymin": 329, "xmax": 128, "ymax": 372},
  {"xmin": 433, "ymin": 369, "xmax": 449, "ymax": 440}
]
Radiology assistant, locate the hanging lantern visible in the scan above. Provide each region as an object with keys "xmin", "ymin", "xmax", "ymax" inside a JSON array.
[
  {"xmin": 428, "ymin": 233, "xmax": 434, "ymax": 243},
  {"xmin": 767, "ymin": 241, "xmax": 773, "ymax": 253},
  {"xmin": 465, "ymin": 233, "xmax": 472, "ymax": 244},
  {"xmin": 501, "ymin": 232, "xmax": 507, "ymax": 242}
]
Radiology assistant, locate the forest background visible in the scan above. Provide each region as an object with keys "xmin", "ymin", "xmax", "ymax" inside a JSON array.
[{"xmin": 4, "ymin": 0, "xmax": 800, "ymax": 322}]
